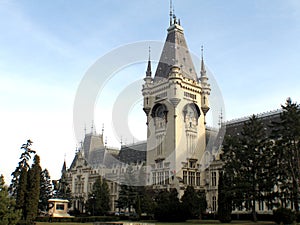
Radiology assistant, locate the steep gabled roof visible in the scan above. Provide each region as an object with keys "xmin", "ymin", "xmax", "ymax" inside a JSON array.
[
  {"xmin": 83, "ymin": 133, "xmax": 104, "ymax": 158},
  {"xmin": 154, "ymin": 22, "xmax": 198, "ymax": 81}
]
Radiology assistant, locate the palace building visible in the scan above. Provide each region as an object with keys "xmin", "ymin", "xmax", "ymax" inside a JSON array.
[{"xmin": 61, "ymin": 9, "xmax": 285, "ymax": 215}]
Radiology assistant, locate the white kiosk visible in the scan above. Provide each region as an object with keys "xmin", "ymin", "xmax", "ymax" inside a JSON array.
[{"xmin": 48, "ymin": 198, "xmax": 72, "ymax": 217}]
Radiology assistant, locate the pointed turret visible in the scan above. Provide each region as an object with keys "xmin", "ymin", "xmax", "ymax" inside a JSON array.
[
  {"xmin": 61, "ymin": 160, "xmax": 67, "ymax": 174},
  {"xmin": 199, "ymin": 47, "xmax": 211, "ymax": 119},
  {"xmin": 145, "ymin": 47, "xmax": 152, "ymax": 79},
  {"xmin": 154, "ymin": 17, "xmax": 198, "ymax": 81},
  {"xmin": 143, "ymin": 48, "xmax": 153, "ymax": 123}
]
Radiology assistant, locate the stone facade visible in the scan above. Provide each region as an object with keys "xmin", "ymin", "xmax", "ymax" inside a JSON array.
[
  {"xmin": 63, "ymin": 12, "xmax": 286, "ymax": 215},
  {"xmin": 142, "ymin": 18, "xmax": 211, "ymax": 197}
]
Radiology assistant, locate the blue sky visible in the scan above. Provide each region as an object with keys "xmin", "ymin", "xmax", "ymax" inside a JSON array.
[{"xmin": 0, "ymin": 0, "xmax": 299, "ymax": 183}]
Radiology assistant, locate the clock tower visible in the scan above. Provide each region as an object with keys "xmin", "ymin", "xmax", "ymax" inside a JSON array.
[{"xmin": 142, "ymin": 15, "xmax": 211, "ymax": 193}]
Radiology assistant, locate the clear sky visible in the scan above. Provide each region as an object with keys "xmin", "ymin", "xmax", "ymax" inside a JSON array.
[{"xmin": 0, "ymin": 0, "xmax": 299, "ymax": 184}]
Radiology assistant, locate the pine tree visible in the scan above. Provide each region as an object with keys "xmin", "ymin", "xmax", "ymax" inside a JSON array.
[
  {"xmin": 86, "ymin": 177, "xmax": 110, "ymax": 216},
  {"xmin": 0, "ymin": 174, "xmax": 21, "ymax": 225},
  {"xmin": 116, "ymin": 165, "xmax": 138, "ymax": 213},
  {"xmin": 39, "ymin": 169, "xmax": 52, "ymax": 212},
  {"xmin": 16, "ymin": 168, "xmax": 27, "ymax": 218},
  {"xmin": 9, "ymin": 140, "xmax": 36, "ymax": 221},
  {"xmin": 217, "ymin": 171, "xmax": 232, "ymax": 223},
  {"xmin": 222, "ymin": 116, "xmax": 276, "ymax": 221},
  {"xmin": 239, "ymin": 115, "xmax": 274, "ymax": 221},
  {"xmin": 272, "ymin": 98, "xmax": 300, "ymax": 211},
  {"xmin": 181, "ymin": 186, "xmax": 207, "ymax": 219},
  {"xmin": 25, "ymin": 155, "xmax": 41, "ymax": 222},
  {"xmin": 154, "ymin": 188, "xmax": 185, "ymax": 222},
  {"xmin": 9, "ymin": 140, "xmax": 35, "ymax": 198}
]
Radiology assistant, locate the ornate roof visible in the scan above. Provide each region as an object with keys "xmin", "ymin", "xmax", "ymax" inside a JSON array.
[{"xmin": 154, "ymin": 21, "xmax": 198, "ymax": 81}]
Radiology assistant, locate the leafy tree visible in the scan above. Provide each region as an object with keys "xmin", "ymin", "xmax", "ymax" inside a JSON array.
[
  {"xmin": 86, "ymin": 177, "xmax": 110, "ymax": 216},
  {"xmin": 25, "ymin": 155, "xmax": 41, "ymax": 222},
  {"xmin": 217, "ymin": 171, "xmax": 232, "ymax": 223},
  {"xmin": 39, "ymin": 169, "xmax": 52, "ymax": 212},
  {"xmin": 0, "ymin": 174, "xmax": 21, "ymax": 225},
  {"xmin": 272, "ymin": 98, "xmax": 300, "ymax": 211}
]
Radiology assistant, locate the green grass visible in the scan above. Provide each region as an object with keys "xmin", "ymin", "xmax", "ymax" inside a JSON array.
[{"xmin": 35, "ymin": 220, "xmax": 278, "ymax": 225}]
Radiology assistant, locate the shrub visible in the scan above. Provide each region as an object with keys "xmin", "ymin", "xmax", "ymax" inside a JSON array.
[{"xmin": 273, "ymin": 207, "xmax": 296, "ymax": 225}]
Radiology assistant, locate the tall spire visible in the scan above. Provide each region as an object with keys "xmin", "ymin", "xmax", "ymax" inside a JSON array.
[
  {"xmin": 200, "ymin": 45, "xmax": 211, "ymax": 119},
  {"xmin": 61, "ymin": 159, "xmax": 67, "ymax": 173},
  {"xmin": 91, "ymin": 120, "xmax": 94, "ymax": 134},
  {"xmin": 200, "ymin": 45, "xmax": 207, "ymax": 77},
  {"xmin": 169, "ymin": 0, "xmax": 173, "ymax": 26},
  {"xmin": 146, "ymin": 46, "xmax": 152, "ymax": 77},
  {"xmin": 154, "ymin": 7, "xmax": 198, "ymax": 81}
]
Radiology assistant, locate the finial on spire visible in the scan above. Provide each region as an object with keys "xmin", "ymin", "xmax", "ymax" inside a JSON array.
[
  {"xmin": 218, "ymin": 108, "xmax": 223, "ymax": 128},
  {"xmin": 91, "ymin": 120, "xmax": 94, "ymax": 134},
  {"xmin": 146, "ymin": 46, "xmax": 152, "ymax": 77},
  {"xmin": 102, "ymin": 123, "xmax": 104, "ymax": 135},
  {"xmin": 201, "ymin": 45, "xmax": 206, "ymax": 76},
  {"xmin": 169, "ymin": 0, "xmax": 173, "ymax": 26},
  {"xmin": 84, "ymin": 124, "xmax": 87, "ymax": 135}
]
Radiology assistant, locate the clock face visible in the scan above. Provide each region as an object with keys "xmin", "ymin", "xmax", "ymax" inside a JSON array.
[
  {"xmin": 156, "ymin": 105, "xmax": 165, "ymax": 118},
  {"xmin": 183, "ymin": 103, "xmax": 200, "ymax": 125},
  {"xmin": 186, "ymin": 105, "xmax": 195, "ymax": 119}
]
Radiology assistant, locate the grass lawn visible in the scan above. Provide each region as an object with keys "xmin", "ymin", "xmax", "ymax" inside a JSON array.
[{"xmin": 35, "ymin": 220, "xmax": 278, "ymax": 225}]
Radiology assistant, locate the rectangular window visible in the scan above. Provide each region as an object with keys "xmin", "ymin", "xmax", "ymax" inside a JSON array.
[
  {"xmin": 196, "ymin": 172, "xmax": 201, "ymax": 186},
  {"xmin": 165, "ymin": 171, "xmax": 169, "ymax": 184},
  {"xmin": 259, "ymin": 201, "xmax": 264, "ymax": 211},
  {"xmin": 156, "ymin": 135, "xmax": 163, "ymax": 156},
  {"xmin": 188, "ymin": 171, "xmax": 193, "ymax": 185},
  {"xmin": 160, "ymin": 172, "xmax": 164, "ymax": 185},
  {"xmin": 56, "ymin": 204, "xmax": 65, "ymax": 211},
  {"xmin": 152, "ymin": 172, "xmax": 156, "ymax": 185},
  {"xmin": 190, "ymin": 172, "xmax": 195, "ymax": 186},
  {"xmin": 212, "ymin": 196, "xmax": 217, "ymax": 212},
  {"xmin": 211, "ymin": 171, "xmax": 217, "ymax": 187},
  {"xmin": 183, "ymin": 171, "xmax": 187, "ymax": 184}
]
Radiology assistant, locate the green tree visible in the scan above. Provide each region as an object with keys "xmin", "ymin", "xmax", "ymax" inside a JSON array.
[
  {"xmin": 217, "ymin": 171, "xmax": 232, "ymax": 223},
  {"xmin": 181, "ymin": 186, "xmax": 207, "ymax": 219},
  {"xmin": 25, "ymin": 155, "xmax": 41, "ymax": 222},
  {"xmin": 9, "ymin": 140, "xmax": 35, "ymax": 197},
  {"xmin": 9, "ymin": 140, "xmax": 36, "ymax": 220},
  {"xmin": 116, "ymin": 165, "xmax": 138, "ymax": 213},
  {"xmin": 39, "ymin": 169, "xmax": 52, "ymax": 212},
  {"xmin": 136, "ymin": 186, "xmax": 156, "ymax": 217},
  {"xmin": 116, "ymin": 184, "xmax": 136, "ymax": 213},
  {"xmin": 154, "ymin": 188, "xmax": 185, "ymax": 222},
  {"xmin": 0, "ymin": 174, "xmax": 21, "ymax": 225},
  {"xmin": 222, "ymin": 116, "xmax": 275, "ymax": 221},
  {"xmin": 272, "ymin": 98, "xmax": 300, "ymax": 211},
  {"xmin": 86, "ymin": 177, "xmax": 110, "ymax": 216},
  {"xmin": 198, "ymin": 190, "xmax": 208, "ymax": 219}
]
